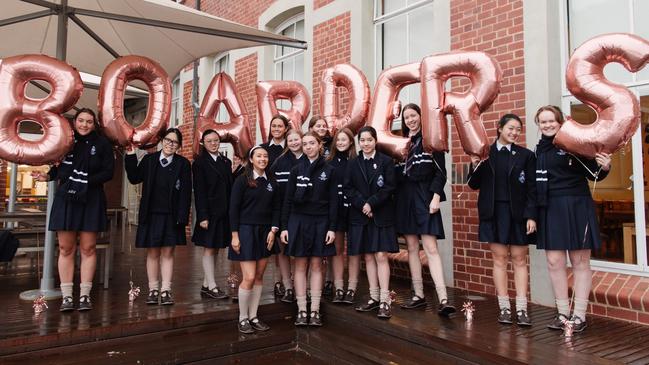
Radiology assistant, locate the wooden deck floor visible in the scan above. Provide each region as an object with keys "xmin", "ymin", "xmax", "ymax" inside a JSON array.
[{"xmin": 1, "ymin": 228, "xmax": 649, "ymax": 364}]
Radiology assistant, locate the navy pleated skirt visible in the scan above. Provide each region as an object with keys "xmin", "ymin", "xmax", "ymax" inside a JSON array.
[
  {"xmin": 135, "ymin": 213, "xmax": 187, "ymax": 248},
  {"xmin": 49, "ymin": 188, "xmax": 108, "ymax": 232},
  {"xmin": 537, "ymin": 195, "xmax": 601, "ymax": 251},
  {"xmin": 228, "ymin": 224, "xmax": 278, "ymax": 261},
  {"xmin": 192, "ymin": 214, "xmax": 231, "ymax": 249},
  {"xmin": 479, "ymin": 201, "xmax": 528, "ymax": 246},
  {"xmin": 395, "ymin": 180, "xmax": 445, "ymax": 238},
  {"xmin": 347, "ymin": 222, "xmax": 398, "ymax": 255},
  {"xmin": 286, "ymin": 214, "xmax": 336, "ymax": 257}
]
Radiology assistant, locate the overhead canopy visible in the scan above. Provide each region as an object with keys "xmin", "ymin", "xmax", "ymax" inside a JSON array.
[{"xmin": 1, "ymin": 0, "xmax": 307, "ymax": 110}]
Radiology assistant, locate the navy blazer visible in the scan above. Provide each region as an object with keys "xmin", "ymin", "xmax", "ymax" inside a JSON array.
[
  {"xmin": 343, "ymin": 151, "xmax": 396, "ymax": 227},
  {"xmin": 468, "ymin": 143, "xmax": 537, "ymax": 222},
  {"xmin": 192, "ymin": 152, "xmax": 233, "ymax": 222},
  {"xmin": 125, "ymin": 151, "xmax": 192, "ymax": 226}
]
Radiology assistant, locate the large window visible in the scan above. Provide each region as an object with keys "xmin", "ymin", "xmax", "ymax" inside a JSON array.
[
  {"xmin": 213, "ymin": 54, "xmax": 230, "ymax": 123},
  {"xmin": 274, "ymin": 15, "xmax": 305, "ymax": 111},
  {"xmin": 374, "ymin": 0, "xmax": 434, "ymax": 129},
  {"xmin": 170, "ymin": 77, "xmax": 180, "ymax": 127},
  {"xmin": 562, "ymin": 0, "xmax": 649, "ymax": 274}
]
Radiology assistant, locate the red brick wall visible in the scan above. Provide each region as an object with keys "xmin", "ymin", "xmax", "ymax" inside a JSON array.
[
  {"xmin": 235, "ymin": 54, "xmax": 259, "ymax": 140},
  {"xmin": 450, "ymin": 0, "xmax": 526, "ymax": 297},
  {"xmin": 314, "ymin": 0, "xmax": 336, "ymax": 10},
  {"xmin": 312, "ymin": 12, "xmax": 351, "ymax": 119}
]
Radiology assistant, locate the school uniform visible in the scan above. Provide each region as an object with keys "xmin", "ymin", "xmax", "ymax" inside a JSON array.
[
  {"xmin": 282, "ymin": 156, "xmax": 338, "ymax": 257},
  {"xmin": 261, "ymin": 140, "xmax": 285, "ymax": 168},
  {"xmin": 125, "ymin": 151, "xmax": 192, "ymax": 248},
  {"xmin": 322, "ymin": 136, "xmax": 333, "ymax": 159},
  {"xmin": 270, "ymin": 152, "xmax": 308, "ymax": 200},
  {"xmin": 228, "ymin": 172, "xmax": 281, "ymax": 261},
  {"xmin": 467, "ymin": 142, "xmax": 537, "ymax": 245},
  {"xmin": 329, "ymin": 154, "xmax": 350, "ymax": 232},
  {"xmin": 343, "ymin": 151, "xmax": 398, "ymax": 255},
  {"xmin": 191, "ymin": 151, "xmax": 233, "ymax": 249},
  {"xmin": 394, "ymin": 132, "xmax": 446, "ymax": 238},
  {"xmin": 49, "ymin": 131, "xmax": 114, "ymax": 232},
  {"xmin": 233, "ymin": 164, "xmax": 245, "ymax": 180},
  {"xmin": 535, "ymin": 135, "xmax": 609, "ymax": 251}
]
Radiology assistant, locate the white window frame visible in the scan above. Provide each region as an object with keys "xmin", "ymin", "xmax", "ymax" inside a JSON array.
[
  {"xmin": 560, "ymin": 0, "xmax": 649, "ymax": 276},
  {"xmin": 170, "ymin": 76, "xmax": 180, "ymax": 127},
  {"xmin": 273, "ymin": 14, "xmax": 305, "ymax": 81}
]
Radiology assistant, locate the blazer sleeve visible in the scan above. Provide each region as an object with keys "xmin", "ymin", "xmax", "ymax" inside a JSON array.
[
  {"xmin": 192, "ymin": 160, "xmax": 210, "ymax": 222},
  {"xmin": 281, "ymin": 169, "xmax": 297, "ymax": 231},
  {"xmin": 47, "ymin": 165, "xmax": 59, "ymax": 181},
  {"xmin": 467, "ymin": 159, "xmax": 487, "ymax": 190},
  {"xmin": 580, "ymin": 156, "xmax": 610, "ymax": 182},
  {"xmin": 125, "ymin": 153, "xmax": 146, "ymax": 184},
  {"xmin": 88, "ymin": 143, "xmax": 115, "ymax": 186},
  {"xmin": 327, "ymin": 168, "xmax": 339, "ymax": 231},
  {"xmin": 271, "ymin": 181, "xmax": 281, "ymax": 229},
  {"xmin": 366, "ymin": 157, "xmax": 396, "ymax": 209},
  {"xmin": 177, "ymin": 159, "xmax": 192, "ymax": 226},
  {"xmin": 229, "ymin": 176, "xmax": 245, "ymax": 232},
  {"xmin": 523, "ymin": 151, "xmax": 538, "ymax": 221},
  {"xmin": 343, "ymin": 161, "xmax": 366, "ymax": 210},
  {"xmin": 429, "ymin": 152, "xmax": 447, "ymax": 201}
]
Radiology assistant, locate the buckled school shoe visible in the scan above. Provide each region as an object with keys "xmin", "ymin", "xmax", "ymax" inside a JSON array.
[
  {"xmin": 294, "ymin": 311, "xmax": 309, "ymax": 326},
  {"xmin": 309, "ymin": 311, "xmax": 323, "ymax": 326},
  {"xmin": 437, "ymin": 299, "xmax": 456, "ymax": 317},
  {"xmin": 78, "ymin": 295, "xmax": 93, "ymax": 311},
  {"xmin": 401, "ymin": 295, "xmax": 426, "ymax": 309},
  {"xmin": 570, "ymin": 315, "xmax": 587, "ymax": 333},
  {"xmin": 146, "ymin": 290, "xmax": 160, "ymax": 305},
  {"xmin": 323, "ymin": 281, "xmax": 334, "ymax": 298},
  {"xmin": 238, "ymin": 319, "xmax": 255, "ymax": 334},
  {"xmin": 281, "ymin": 289, "xmax": 296, "ymax": 303},
  {"xmin": 60, "ymin": 296, "xmax": 74, "ymax": 312},
  {"xmin": 201, "ymin": 286, "xmax": 229, "ymax": 299},
  {"xmin": 160, "ymin": 290, "xmax": 174, "ymax": 305},
  {"xmin": 342, "ymin": 289, "xmax": 356, "ymax": 304},
  {"xmin": 516, "ymin": 310, "xmax": 532, "ymax": 327},
  {"xmin": 249, "ymin": 317, "xmax": 270, "ymax": 331},
  {"xmin": 356, "ymin": 298, "xmax": 380, "ymax": 312},
  {"xmin": 377, "ymin": 302, "xmax": 392, "ymax": 319},
  {"xmin": 498, "ymin": 308, "xmax": 513, "ymax": 324},
  {"xmin": 273, "ymin": 282, "xmax": 286, "ymax": 297},
  {"xmin": 332, "ymin": 289, "xmax": 345, "ymax": 303},
  {"xmin": 547, "ymin": 313, "xmax": 569, "ymax": 330}
]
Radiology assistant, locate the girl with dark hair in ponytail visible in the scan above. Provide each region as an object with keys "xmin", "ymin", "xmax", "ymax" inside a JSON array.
[{"xmin": 192, "ymin": 129, "xmax": 233, "ymax": 300}]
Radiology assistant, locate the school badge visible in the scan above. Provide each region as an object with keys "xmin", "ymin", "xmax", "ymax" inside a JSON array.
[
  {"xmin": 175, "ymin": 179, "xmax": 181, "ymax": 190},
  {"xmin": 266, "ymin": 183, "xmax": 273, "ymax": 192},
  {"xmin": 377, "ymin": 175, "xmax": 384, "ymax": 187},
  {"xmin": 319, "ymin": 171, "xmax": 327, "ymax": 181},
  {"xmin": 518, "ymin": 170, "xmax": 525, "ymax": 183},
  {"xmin": 90, "ymin": 146, "xmax": 96, "ymax": 155}
]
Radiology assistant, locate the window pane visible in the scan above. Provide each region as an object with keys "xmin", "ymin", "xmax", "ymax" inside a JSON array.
[
  {"xmin": 381, "ymin": 16, "xmax": 407, "ymax": 70},
  {"xmin": 408, "ymin": 3, "xmax": 434, "ymax": 64},
  {"xmin": 295, "ymin": 19, "xmax": 304, "ymax": 40},
  {"xmin": 634, "ymin": 0, "xmax": 649, "ymax": 82},
  {"xmin": 568, "ymin": 0, "xmax": 631, "ymax": 84},
  {"xmin": 283, "ymin": 58, "xmax": 294, "ymax": 81},
  {"xmin": 639, "ymin": 90, "xmax": 649, "ymax": 265},
  {"xmin": 569, "ymin": 102, "xmax": 636, "ymax": 264},
  {"xmin": 295, "ymin": 53, "xmax": 304, "ymax": 84},
  {"xmin": 383, "ymin": 0, "xmax": 407, "ymax": 15},
  {"xmin": 275, "ymin": 62, "xmax": 282, "ymax": 80}
]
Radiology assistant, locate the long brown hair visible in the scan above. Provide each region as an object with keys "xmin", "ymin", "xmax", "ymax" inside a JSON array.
[
  {"xmin": 302, "ymin": 131, "xmax": 323, "ymax": 157},
  {"xmin": 327, "ymin": 127, "xmax": 357, "ymax": 161},
  {"xmin": 308, "ymin": 115, "xmax": 332, "ymax": 139}
]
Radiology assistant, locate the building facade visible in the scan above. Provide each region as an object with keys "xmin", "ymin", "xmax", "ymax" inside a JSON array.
[{"xmin": 115, "ymin": 0, "xmax": 649, "ymax": 325}]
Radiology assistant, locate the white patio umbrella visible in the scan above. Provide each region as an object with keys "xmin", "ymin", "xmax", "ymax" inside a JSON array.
[{"xmin": 0, "ymin": 0, "xmax": 306, "ymax": 300}]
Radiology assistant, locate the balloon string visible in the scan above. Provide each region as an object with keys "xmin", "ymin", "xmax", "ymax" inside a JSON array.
[
  {"xmin": 570, "ymin": 154, "xmax": 603, "ymax": 246},
  {"xmin": 456, "ymin": 160, "xmax": 483, "ymax": 199}
]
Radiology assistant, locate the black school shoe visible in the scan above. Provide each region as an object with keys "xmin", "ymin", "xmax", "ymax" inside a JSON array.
[
  {"xmin": 377, "ymin": 302, "xmax": 392, "ymax": 319},
  {"xmin": 60, "ymin": 296, "xmax": 74, "ymax": 312},
  {"xmin": 249, "ymin": 317, "xmax": 270, "ymax": 331},
  {"xmin": 160, "ymin": 290, "xmax": 174, "ymax": 305},
  {"xmin": 238, "ymin": 319, "xmax": 255, "ymax": 334},
  {"xmin": 437, "ymin": 299, "xmax": 456, "ymax": 317},
  {"xmin": 401, "ymin": 295, "xmax": 426, "ymax": 309},
  {"xmin": 570, "ymin": 315, "xmax": 587, "ymax": 333},
  {"xmin": 78, "ymin": 295, "xmax": 93, "ymax": 311},
  {"xmin": 342, "ymin": 289, "xmax": 356, "ymax": 304},
  {"xmin": 201, "ymin": 286, "xmax": 229, "ymax": 299},
  {"xmin": 356, "ymin": 298, "xmax": 380, "ymax": 312},
  {"xmin": 498, "ymin": 308, "xmax": 513, "ymax": 324},
  {"xmin": 273, "ymin": 282, "xmax": 286, "ymax": 297},
  {"xmin": 323, "ymin": 281, "xmax": 334, "ymax": 298},
  {"xmin": 294, "ymin": 311, "xmax": 309, "ymax": 326},
  {"xmin": 146, "ymin": 290, "xmax": 160, "ymax": 305},
  {"xmin": 281, "ymin": 289, "xmax": 296, "ymax": 303},
  {"xmin": 547, "ymin": 313, "xmax": 569, "ymax": 330},
  {"xmin": 332, "ymin": 289, "xmax": 345, "ymax": 303},
  {"xmin": 309, "ymin": 311, "xmax": 323, "ymax": 326},
  {"xmin": 516, "ymin": 310, "xmax": 532, "ymax": 327}
]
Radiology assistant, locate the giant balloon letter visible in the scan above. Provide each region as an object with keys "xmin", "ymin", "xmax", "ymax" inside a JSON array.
[
  {"xmin": 420, "ymin": 52, "xmax": 502, "ymax": 160},
  {"xmin": 256, "ymin": 80, "xmax": 310, "ymax": 142},
  {"xmin": 556, "ymin": 33, "xmax": 649, "ymax": 158},
  {"xmin": 194, "ymin": 72, "xmax": 253, "ymax": 158},
  {"xmin": 320, "ymin": 63, "xmax": 370, "ymax": 135},
  {"xmin": 366, "ymin": 62, "xmax": 421, "ymax": 160},
  {"xmin": 0, "ymin": 55, "xmax": 81, "ymax": 165},
  {"xmin": 99, "ymin": 55, "xmax": 171, "ymax": 148}
]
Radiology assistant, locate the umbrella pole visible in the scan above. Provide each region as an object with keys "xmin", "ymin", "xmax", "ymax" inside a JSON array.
[{"xmin": 20, "ymin": 0, "xmax": 68, "ymax": 301}]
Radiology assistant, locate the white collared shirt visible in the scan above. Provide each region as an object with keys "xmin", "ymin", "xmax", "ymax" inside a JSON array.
[
  {"xmin": 362, "ymin": 151, "xmax": 376, "ymax": 160},
  {"xmin": 253, "ymin": 170, "xmax": 268, "ymax": 179},
  {"xmin": 209, "ymin": 152, "xmax": 219, "ymax": 162},
  {"xmin": 160, "ymin": 153, "xmax": 174, "ymax": 165},
  {"xmin": 496, "ymin": 141, "xmax": 512, "ymax": 152},
  {"xmin": 269, "ymin": 139, "xmax": 286, "ymax": 148},
  {"xmin": 293, "ymin": 152, "xmax": 304, "ymax": 160},
  {"xmin": 308, "ymin": 156, "xmax": 318, "ymax": 164}
]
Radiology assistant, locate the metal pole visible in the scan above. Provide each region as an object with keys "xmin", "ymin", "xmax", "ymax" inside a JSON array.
[
  {"xmin": 20, "ymin": 0, "xmax": 67, "ymax": 301},
  {"xmin": 7, "ymin": 163, "xmax": 18, "ymax": 229}
]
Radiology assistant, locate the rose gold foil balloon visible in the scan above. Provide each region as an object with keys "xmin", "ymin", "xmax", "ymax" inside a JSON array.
[
  {"xmin": 420, "ymin": 52, "xmax": 502, "ymax": 160},
  {"xmin": 556, "ymin": 33, "xmax": 649, "ymax": 158},
  {"xmin": 0, "ymin": 54, "xmax": 80, "ymax": 165},
  {"xmin": 366, "ymin": 62, "xmax": 421, "ymax": 160},
  {"xmin": 99, "ymin": 55, "xmax": 171, "ymax": 148},
  {"xmin": 194, "ymin": 72, "xmax": 253, "ymax": 158},
  {"xmin": 320, "ymin": 63, "xmax": 370, "ymax": 135},
  {"xmin": 256, "ymin": 80, "xmax": 310, "ymax": 142}
]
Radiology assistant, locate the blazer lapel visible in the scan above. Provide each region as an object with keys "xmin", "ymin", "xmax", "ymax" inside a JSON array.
[
  {"xmin": 508, "ymin": 144, "xmax": 519, "ymax": 175},
  {"xmin": 357, "ymin": 157, "xmax": 369, "ymax": 184},
  {"xmin": 367, "ymin": 156, "xmax": 382, "ymax": 184}
]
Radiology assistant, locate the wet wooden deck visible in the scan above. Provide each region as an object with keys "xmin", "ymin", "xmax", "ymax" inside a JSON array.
[{"xmin": 1, "ymin": 228, "xmax": 648, "ymax": 364}]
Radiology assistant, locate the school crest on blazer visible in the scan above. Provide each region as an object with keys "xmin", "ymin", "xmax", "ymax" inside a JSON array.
[
  {"xmin": 377, "ymin": 174, "xmax": 384, "ymax": 187},
  {"xmin": 518, "ymin": 170, "xmax": 525, "ymax": 183},
  {"xmin": 319, "ymin": 171, "xmax": 328, "ymax": 181},
  {"xmin": 90, "ymin": 146, "xmax": 96, "ymax": 155},
  {"xmin": 266, "ymin": 182, "xmax": 273, "ymax": 192}
]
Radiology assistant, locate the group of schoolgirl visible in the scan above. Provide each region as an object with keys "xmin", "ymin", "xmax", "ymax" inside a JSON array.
[{"xmin": 44, "ymin": 103, "xmax": 610, "ymax": 336}]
